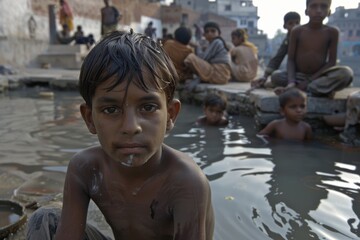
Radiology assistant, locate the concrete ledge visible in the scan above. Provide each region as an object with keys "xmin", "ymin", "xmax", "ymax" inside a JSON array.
[{"xmin": 178, "ymin": 82, "xmax": 360, "ymax": 129}]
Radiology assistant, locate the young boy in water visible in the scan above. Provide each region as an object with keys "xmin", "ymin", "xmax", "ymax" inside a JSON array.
[
  {"xmin": 250, "ymin": 11, "xmax": 301, "ymax": 90},
  {"xmin": 274, "ymin": 0, "xmax": 353, "ymax": 97},
  {"xmin": 258, "ymin": 88, "xmax": 312, "ymax": 141},
  {"xmin": 197, "ymin": 93, "xmax": 228, "ymax": 126},
  {"xmin": 26, "ymin": 30, "xmax": 214, "ymax": 240}
]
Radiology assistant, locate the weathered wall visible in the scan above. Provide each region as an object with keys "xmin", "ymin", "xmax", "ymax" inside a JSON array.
[{"xmin": 0, "ymin": 0, "xmax": 162, "ymax": 68}]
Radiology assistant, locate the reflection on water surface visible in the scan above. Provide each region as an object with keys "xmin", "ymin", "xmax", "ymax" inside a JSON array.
[{"xmin": 0, "ymin": 88, "xmax": 359, "ymax": 240}]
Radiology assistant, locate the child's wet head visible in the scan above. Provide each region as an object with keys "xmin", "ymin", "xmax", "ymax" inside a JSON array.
[
  {"xmin": 279, "ymin": 88, "xmax": 307, "ymax": 108},
  {"xmin": 79, "ymin": 30, "xmax": 178, "ymax": 107}
]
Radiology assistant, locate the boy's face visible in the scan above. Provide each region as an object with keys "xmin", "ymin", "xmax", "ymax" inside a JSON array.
[
  {"xmin": 280, "ymin": 97, "xmax": 307, "ymax": 123},
  {"xmin": 284, "ymin": 19, "xmax": 300, "ymax": 32},
  {"xmin": 204, "ymin": 105, "xmax": 224, "ymax": 125},
  {"xmin": 231, "ymin": 35, "xmax": 243, "ymax": 47},
  {"xmin": 204, "ymin": 27, "xmax": 219, "ymax": 42},
  {"xmin": 305, "ymin": 0, "xmax": 331, "ymax": 22},
  {"xmin": 80, "ymin": 77, "xmax": 180, "ymax": 168}
]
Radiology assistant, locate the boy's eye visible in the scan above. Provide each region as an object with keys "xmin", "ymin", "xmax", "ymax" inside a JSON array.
[
  {"xmin": 103, "ymin": 106, "xmax": 121, "ymax": 114},
  {"xmin": 140, "ymin": 104, "xmax": 159, "ymax": 113}
]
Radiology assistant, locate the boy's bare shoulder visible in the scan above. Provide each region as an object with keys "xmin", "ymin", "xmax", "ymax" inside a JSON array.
[
  {"xmin": 300, "ymin": 120, "xmax": 311, "ymax": 129},
  {"xmin": 69, "ymin": 145, "xmax": 105, "ymax": 170},
  {"xmin": 162, "ymin": 144, "xmax": 208, "ymax": 183}
]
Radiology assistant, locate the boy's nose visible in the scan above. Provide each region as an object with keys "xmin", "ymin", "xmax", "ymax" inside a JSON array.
[{"xmin": 120, "ymin": 109, "xmax": 142, "ymax": 135}]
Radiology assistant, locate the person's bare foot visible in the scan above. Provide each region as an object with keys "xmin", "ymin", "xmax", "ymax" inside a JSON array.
[{"xmin": 274, "ymin": 87, "xmax": 285, "ymax": 96}]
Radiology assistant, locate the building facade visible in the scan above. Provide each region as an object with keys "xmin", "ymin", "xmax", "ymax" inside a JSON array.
[
  {"xmin": 328, "ymin": 3, "xmax": 360, "ymax": 57},
  {"xmin": 174, "ymin": 0, "xmax": 260, "ymax": 35}
]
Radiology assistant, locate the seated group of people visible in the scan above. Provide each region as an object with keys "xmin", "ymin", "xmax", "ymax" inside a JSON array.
[
  {"xmin": 162, "ymin": 12, "xmax": 353, "ymax": 101},
  {"xmin": 57, "ymin": 24, "xmax": 95, "ymax": 49},
  {"xmin": 163, "ymin": 22, "xmax": 258, "ymax": 85},
  {"xmin": 165, "ymin": 9, "xmax": 356, "ymax": 142}
]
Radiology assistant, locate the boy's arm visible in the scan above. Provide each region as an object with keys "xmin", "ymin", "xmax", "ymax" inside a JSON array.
[
  {"xmin": 172, "ymin": 167, "xmax": 214, "ymax": 240},
  {"xmin": 310, "ymin": 27, "xmax": 339, "ymax": 81},
  {"xmin": 265, "ymin": 37, "xmax": 289, "ymax": 78},
  {"xmin": 304, "ymin": 123, "xmax": 313, "ymax": 141},
  {"xmin": 286, "ymin": 27, "xmax": 299, "ymax": 88},
  {"xmin": 55, "ymin": 156, "xmax": 90, "ymax": 240},
  {"xmin": 258, "ymin": 120, "xmax": 277, "ymax": 137},
  {"xmin": 252, "ymin": 37, "xmax": 289, "ymax": 88}
]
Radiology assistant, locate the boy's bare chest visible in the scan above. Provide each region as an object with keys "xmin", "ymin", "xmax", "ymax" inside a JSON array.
[
  {"xmin": 89, "ymin": 173, "xmax": 174, "ymax": 239},
  {"xmin": 297, "ymin": 29, "xmax": 330, "ymax": 52}
]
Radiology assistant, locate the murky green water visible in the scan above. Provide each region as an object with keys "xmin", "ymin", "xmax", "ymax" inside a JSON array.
[{"xmin": 0, "ymin": 87, "xmax": 359, "ymax": 239}]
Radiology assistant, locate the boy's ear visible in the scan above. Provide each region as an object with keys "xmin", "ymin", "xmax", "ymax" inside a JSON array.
[
  {"xmin": 80, "ymin": 103, "xmax": 97, "ymax": 134},
  {"xmin": 279, "ymin": 107, "xmax": 285, "ymax": 117},
  {"xmin": 166, "ymin": 99, "xmax": 181, "ymax": 132}
]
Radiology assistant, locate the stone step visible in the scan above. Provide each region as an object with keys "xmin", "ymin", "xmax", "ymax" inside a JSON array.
[
  {"xmin": 46, "ymin": 44, "xmax": 89, "ymax": 57},
  {"xmin": 37, "ymin": 52, "xmax": 83, "ymax": 69},
  {"xmin": 37, "ymin": 44, "xmax": 89, "ymax": 70}
]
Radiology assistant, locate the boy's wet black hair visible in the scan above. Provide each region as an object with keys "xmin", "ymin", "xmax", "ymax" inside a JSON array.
[
  {"xmin": 174, "ymin": 27, "xmax": 192, "ymax": 45},
  {"xmin": 203, "ymin": 22, "xmax": 221, "ymax": 34},
  {"xmin": 306, "ymin": 0, "xmax": 331, "ymax": 7},
  {"xmin": 279, "ymin": 88, "xmax": 307, "ymax": 108},
  {"xmin": 203, "ymin": 93, "xmax": 227, "ymax": 110},
  {"xmin": 79, "ymin": 30, "xmax": 178, "ymax": 106},
  {"xmin": 283, "ymin": 11, "xmax": 301, "ymax": 24}
]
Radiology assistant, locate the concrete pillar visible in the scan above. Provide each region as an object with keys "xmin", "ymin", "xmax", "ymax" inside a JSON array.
[{"xmin": 49, "ymin": 4, "xmax": 57, "ymax": 44}]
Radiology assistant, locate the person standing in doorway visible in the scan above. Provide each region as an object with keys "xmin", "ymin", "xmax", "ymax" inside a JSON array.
[{"xmin": 101, "ymin": 0, "xmax": 122, "ymax": 36}]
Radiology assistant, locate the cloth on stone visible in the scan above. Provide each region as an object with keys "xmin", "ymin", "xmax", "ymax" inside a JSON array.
[{"xmin": 26, "ymin": 207, "xmax": 112, "ymax": 240}]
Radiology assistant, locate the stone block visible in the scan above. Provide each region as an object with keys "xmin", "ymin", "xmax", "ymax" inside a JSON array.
[
  {"xmin": 307, "ymin": 97, "xmax": 346, "ymax": 114},
  {"xmin": 47, "ymin": 45, "xmax": 89, "ymax": 58},
  {"xmin": 37, "ymin": 53, "xmax": 83, "ymax": 69}
]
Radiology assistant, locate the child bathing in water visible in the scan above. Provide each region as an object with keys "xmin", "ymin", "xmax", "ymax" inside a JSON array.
[
  {"xmin": 258, "ymin": 88, "xmax": 312, "ymax": 141},
  {"xmin": 197, "ymin": 92, "xmax": 229, "ymax": 126}
]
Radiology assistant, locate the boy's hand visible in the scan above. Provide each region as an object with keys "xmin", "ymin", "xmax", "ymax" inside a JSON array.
[
  {"xmin": 274, "ymin": 82, "xmax": 296, "ymax": 95},
  {"xmin": 286, "ymin": 82, "xmax": 296, "ymax": 89},
  {"xmin": 297, "ymin": 81, "xmax": 308, "ymax": 91},
  {"xmin": 251, "ymin": 77, "xmax": 266, "ymax": 88},
  {"xmin": 274, "ymin": 87, "xmax": 286, "ymax": 95}
]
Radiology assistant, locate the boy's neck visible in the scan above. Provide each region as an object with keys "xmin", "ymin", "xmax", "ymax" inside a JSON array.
[{"xmin": 308, "ymin": 20, "xmax": 325, "ymax": 29}]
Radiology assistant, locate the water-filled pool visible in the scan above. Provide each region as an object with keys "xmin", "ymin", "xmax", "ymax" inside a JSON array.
[{"xmin": 0, "ymin": 88, "xmax": 359, "ymax": 239}]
